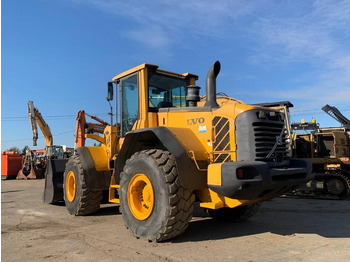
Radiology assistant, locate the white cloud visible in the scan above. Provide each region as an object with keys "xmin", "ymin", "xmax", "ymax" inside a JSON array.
[
  {"xmin": 125, "ymin": 25, "xmax": 169, "ymax": 49},
  {"xmin": 246, "ymin": 1, "xmax": 350, "ymax": 111},
  {"xmin": 70, "ymin": 0, "xmax": 350, "ymax": 108},
  {"xmin": 71, "ymin": 0, "xmax": 254, "ymax": 46}
]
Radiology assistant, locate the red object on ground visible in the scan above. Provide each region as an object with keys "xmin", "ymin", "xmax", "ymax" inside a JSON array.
[{"xmin": 1, "ymin": 151, "xmax": 23, "ymax": 179}]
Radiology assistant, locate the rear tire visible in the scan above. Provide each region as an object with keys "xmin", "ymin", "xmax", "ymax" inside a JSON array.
[
  {"xmin": 63, "ymin": 155, "xmax": 102, "ymax": 215},
  {"xmin": 119, "ymin": 149, "xmax": 194, "ymax": 242},
  {"xmin": 207, "ymin": 203, "xmax": 261, "ymax": 222}
]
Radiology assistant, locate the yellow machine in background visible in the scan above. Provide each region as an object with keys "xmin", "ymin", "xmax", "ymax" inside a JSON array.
[
  {"xmin": 17, "ymin": 101, "xmax": 66, "ymax": 179},
  {"xmin": 291, "ymin": 105, "xmax": 350, "ymax": 199},
  {"xmin": 27, "ymin": 101, "xmax": 65, "ymax": 159},
  {"xmin": 45, "ymin": 61, "xmax": 313, "ymax": 242}
]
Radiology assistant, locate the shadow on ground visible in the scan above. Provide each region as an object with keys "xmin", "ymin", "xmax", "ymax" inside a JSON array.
[
  {"xmin": 172, "ymin": 200, "xmax": 350, "ymax": 242},
  {"xmin": 42, "ymin": 195, "xmax": 350, "ymax": 242}
]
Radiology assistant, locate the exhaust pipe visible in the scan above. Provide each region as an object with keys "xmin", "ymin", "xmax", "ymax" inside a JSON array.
[{"xmin": 204, "ymin": 61, "xmax": 220, "ymax": 108}]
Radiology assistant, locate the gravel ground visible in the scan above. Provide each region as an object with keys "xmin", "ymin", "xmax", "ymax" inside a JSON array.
[{"xmin": 2, "ymin": 179, "xmax": 350, "ymax": 262}]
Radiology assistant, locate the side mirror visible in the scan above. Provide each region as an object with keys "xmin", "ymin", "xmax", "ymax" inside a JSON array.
[{"xmin": 107, "ymin": 82, "xmax": 114, "ymax": 101}]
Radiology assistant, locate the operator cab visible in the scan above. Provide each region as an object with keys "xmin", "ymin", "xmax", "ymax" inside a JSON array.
[
  {"xmin": 108, "ymin": 64, "xmax": 198, "ymax": 137},
  {"xmin": 46, "ymin": 145, "xmax": 64, "ymax": 159}
]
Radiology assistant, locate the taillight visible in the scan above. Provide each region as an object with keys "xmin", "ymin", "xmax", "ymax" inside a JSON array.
[{"xmin": 236, "ymin": 168, "xmax": 244, "ymax": 179}]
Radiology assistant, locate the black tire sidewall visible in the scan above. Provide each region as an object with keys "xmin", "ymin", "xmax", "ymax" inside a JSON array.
[
  {"xmin": 120, "ymin": 152, "xmax": 170, "ymax": 239},
  {"xmin": 63, "ymin": 157, "xmax": 83, "ymax": 215}
]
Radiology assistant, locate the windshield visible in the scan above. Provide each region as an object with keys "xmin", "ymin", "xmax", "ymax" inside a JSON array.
[
  {"xmin": 291, "ymin": 122, "xmax": 319, "ymax": 134},
  {"xmin": 46, "ymin": 146, "xmax": 63, "ymax": 158}
]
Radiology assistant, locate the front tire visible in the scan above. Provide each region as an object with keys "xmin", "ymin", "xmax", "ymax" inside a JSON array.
[
  {"xmin": 119, "ymin": 149, "xmax": 194, "ymax": 242},
  {"xmin": 63, "ymin": 155, "xmax": 102, "ymax": 215}
]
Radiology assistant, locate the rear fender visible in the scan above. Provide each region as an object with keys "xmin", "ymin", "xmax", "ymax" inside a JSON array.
[{"xmin": 115, "ymin": 126, "xmax": 208, "ymax": 190}]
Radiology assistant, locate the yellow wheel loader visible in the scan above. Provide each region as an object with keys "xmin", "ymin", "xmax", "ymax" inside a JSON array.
[{"xmin": 44, "ymin": 61, "xmax": 313, "ymax": 242}]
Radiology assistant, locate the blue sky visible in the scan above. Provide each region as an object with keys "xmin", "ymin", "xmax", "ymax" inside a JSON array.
[{"xmin": 2, "ymin": 0, "xmax": 350, "ymax": 151}]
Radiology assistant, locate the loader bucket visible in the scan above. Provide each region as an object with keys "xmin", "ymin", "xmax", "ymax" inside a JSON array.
[{"xmin": 43, "ymin": 159, "xmax": 68, "ymax": 204}]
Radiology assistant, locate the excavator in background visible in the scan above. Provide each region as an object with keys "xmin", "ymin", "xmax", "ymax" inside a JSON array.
[
  {"xmin": 43, "ymin": 61, "xmax": 313, "ymax": 242},
  {"xmin": 17, "ymin": 101, "xmax": 66, "ymax": 179},
  {"xmin": 27, "ymin": 101, "xmax": 65, "ymax": 159},
  {"xmin": 291, "ymin": 105, "xmax": 350, "ymax": 199},
  {"xmin": 322, "ymin": 104, "xmax": 350, "ymax": 129},
  {"xmin": 17, "ymin": 150, "xmax": 37, "ymax": 179}
]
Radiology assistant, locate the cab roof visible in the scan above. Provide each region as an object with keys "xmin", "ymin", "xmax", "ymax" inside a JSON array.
[{"xmin": 112, "ymin": 63, "xmax": 198, "ymax": 82}]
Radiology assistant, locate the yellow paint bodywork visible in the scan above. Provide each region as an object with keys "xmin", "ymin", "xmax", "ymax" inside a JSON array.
[
  {"xmin": 86, "ymin": 63, "xmax": 269, "ymax": 209},
  {"xmin": 207, "ymin": 163, "xmax": 223, "ymax": 186},
  {"xmin": 197, "ymin": 188, "xmax": 255, "ymax": 209},
  {"xmin": 158, "ymin": 98, "xmax": 262, "ymax": 164},
  {"xmin": 85, "ymin": 125, "xmax": 117, "ymax": 171},
  {"xmin": 87, "ymin": 147, "xmax": 110, "ymax": 171}
]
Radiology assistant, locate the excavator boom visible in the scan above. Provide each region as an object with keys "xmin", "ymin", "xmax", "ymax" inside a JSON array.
[
  {"xmin": 322, "ymin": 104, "xmax": 350, "ymax": 129},
  {"xmin": 27, "ymin": 101, "xmax": 53, "ymax": 147},
  {"xmin": 28, "ymin": 101, "xmax": 38, "ymax": 146}
]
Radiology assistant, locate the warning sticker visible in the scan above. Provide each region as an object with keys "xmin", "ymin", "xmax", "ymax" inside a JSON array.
[{"xmin": 199, "ymin": 125, "xmax": 207, "ymax": 133}]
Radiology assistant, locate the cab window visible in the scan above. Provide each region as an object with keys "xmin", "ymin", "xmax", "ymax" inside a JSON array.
[
  {"xmin": 148, "ymin": 71, "xmax": 189, "ymax": 111},
  {"xmin": 120, "ymin": 73, "xmax": 138, "ymax": 136}
]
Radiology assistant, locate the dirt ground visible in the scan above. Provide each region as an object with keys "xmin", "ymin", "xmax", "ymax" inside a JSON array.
[{"xmin": 1, "ymin": 179, "xmax": 350, "ymax": 262}]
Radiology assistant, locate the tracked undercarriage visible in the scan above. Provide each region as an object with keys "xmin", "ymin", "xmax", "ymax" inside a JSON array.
[{"xmin": 289, "ymin": 170, "xmax": 350, "ymax": 199}]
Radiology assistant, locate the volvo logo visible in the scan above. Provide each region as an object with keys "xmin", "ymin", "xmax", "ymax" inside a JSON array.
[
  {"xmin": 276, "ymin": 136, "xmax": 282, "ymax": 145},
  {"xmin": 186, "ymin": 117, "xmax": 205, "ymax": 125}
]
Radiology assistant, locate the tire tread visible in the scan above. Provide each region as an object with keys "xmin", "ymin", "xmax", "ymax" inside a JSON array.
[
  {"xmin": 64, "ymin": 155, "xmax": 102, "ymax": 216},
  {"xmin": 120, "ymin": 149, "xmax": 194, "ymax": 242}
]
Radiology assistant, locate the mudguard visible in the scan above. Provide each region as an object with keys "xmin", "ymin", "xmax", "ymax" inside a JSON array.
[
  {"xmin": 75, "ymin": 147, "xmax": 111, "ymax": 190},
  {"xmin": 43, "ymin": 159, "xmax": 68, "ymax": 203},
  {"xmin": 115, "ymin": 126, "xmax": 208, "ymax": 190}
]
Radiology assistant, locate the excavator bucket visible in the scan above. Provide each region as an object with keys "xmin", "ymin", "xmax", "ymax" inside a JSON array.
[
  {"xmin": 43, "ymin": 159, "xmax": 68, "ymax": 204},
  {"xmin": 16, "ymin": 170, "xmax": 27, "ymax": 180},
  {"xmin": 26, "ymin": 169, "xmax": 37, "ymax": 179},
  {"xmin": 16, "ymin": 165, "xmax": 36, "ymax": 179}
]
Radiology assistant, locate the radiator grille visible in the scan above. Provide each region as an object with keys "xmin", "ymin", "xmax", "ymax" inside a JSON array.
[
  {"xmin": 213, "ymin": 116, "xmax": 231, "ymax": 163},
  {"xmin": 235, "ymin": 109, "xmax": 290, "ymax": 165},
  {"xmin": 253, "ymin": 121, "xmax": 288, "ymax": 162}
]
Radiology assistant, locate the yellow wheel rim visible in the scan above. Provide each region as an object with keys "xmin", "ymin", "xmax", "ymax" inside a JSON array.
[
  {"xmin": 66, "ymin": 171, "xmax": 76, "ymax": 202},
  {"xmin": 127, "ymin": 174, "xmax": 154, "ymax": 220}
]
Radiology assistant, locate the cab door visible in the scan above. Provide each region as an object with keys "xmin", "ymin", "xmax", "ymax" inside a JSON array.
[{"xmin": 120, "ymin": 73, "xmax": 139, "ymax": 137}]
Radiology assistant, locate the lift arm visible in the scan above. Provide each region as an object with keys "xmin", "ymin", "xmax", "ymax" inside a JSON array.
[
  {"xmin": 322, "ymin": 104, "xmax": 350, "ymax": 129},
  {"xmin": 75, "ymin": 110, "xmax": 109, "ymax": 147},
  {"xmin": 27, "ymin": 101, "xmax": 53, "ymax": 147}
]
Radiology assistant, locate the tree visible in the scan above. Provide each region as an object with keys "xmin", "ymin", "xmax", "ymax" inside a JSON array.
[
  {"xmin": 6, "ymin": 147, "xmax": 21, "ymax": 154},
  {"xmin": 21, "ymin": 145, "xmax": 31, "ymax": 155}
]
